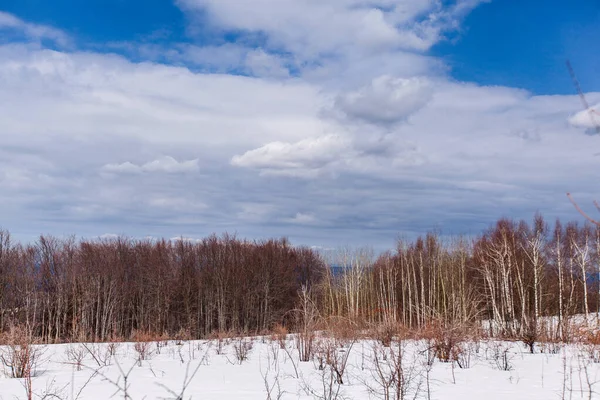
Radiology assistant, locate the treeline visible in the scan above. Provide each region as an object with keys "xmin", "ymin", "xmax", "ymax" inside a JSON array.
[
  {"xmin": 322, "ymin": 215, "xmax": 600, "ymax": 341},
  {"xmin": 0, "ymin": 214, "xmax": 599, "ymax": 343}
]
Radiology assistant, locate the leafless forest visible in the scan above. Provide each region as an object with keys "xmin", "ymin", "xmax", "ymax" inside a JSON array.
[{"xmin": 0, "ymin": 214, "xmax": 599, "ymax": 345}]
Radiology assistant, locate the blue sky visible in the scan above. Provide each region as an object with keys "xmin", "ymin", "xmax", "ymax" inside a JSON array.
[
  {"xmin": 1, "ymin": 0, "xmax": 187, "ymax": 43},
  {"xmin": 434, "ymin": 0, "xmax": 600, "ymax": 95},
  {"xmin": 0, "ymin": 0, "xmax": 598, "ymax": 249}
]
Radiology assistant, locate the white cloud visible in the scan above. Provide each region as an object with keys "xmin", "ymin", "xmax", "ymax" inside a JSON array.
[
  {"xmin": 231, "ymin": 132, "xmax": 427, "ymax": 179},
  {"xmin": 334, "ymin": 76, "xmax": 434, "ymax": 124},
  {"xmin": 0, "ymin": 46, "xmax": 323, "ymax": 147},
  {"xmin": 245, "ymin": 49, "xmax": 290, "ymax": 78},
  {"xmin": 148, "ymin": 196, "xmax": 207, "ymax": 211},
  {"xmin": 102, "ymin": 156, "xmax": 200, "ymax": 174},
  {"xmin": 107, "ymin": 42, "xmax": 294, "ymax": 78},
  {"xmin": 236, "ymin": 203, "xmax": 277, "ymax": 223},
  {"xmin": 176, "ymin": 0, "xmax": 485, "ymax": 63},
  {"xmin": 98, "ymin": 233, "xmax": 120, "ymax": 239},
  {"xmin": 101, "ymin": 162, "xmax": 140, "ymax": 174},
  {"xmin": 568, "ymin": 104, "xmax": 600, "ymax": 130},
  {"xmin": 286, "ymin": 212, "xmax": 317, "ymax": 225},
  {"xmin": 170, "ymin": 236, "xmax": 202, "ymax": 243},
  {"xmin": 0, "ymin": 11, "xmax": 70, "ymax": 47},
  {"xmin": 231, "ymin": 135, "xmax": 349, "ymax": 177}
]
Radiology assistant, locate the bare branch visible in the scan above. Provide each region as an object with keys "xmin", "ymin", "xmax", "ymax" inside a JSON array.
[{"xmin": 567, "ymin": 193, "xmax": 600, "ymax": 226}]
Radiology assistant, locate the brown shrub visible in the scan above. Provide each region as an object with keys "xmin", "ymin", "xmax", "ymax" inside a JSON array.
[
  {"xmin": 270, "ymin": 324, "xmax": 288, "ymax": 349},
  {"xmin": 372, "ymin": 321, "xmax": 406, "ymax": 348},
  {"xmin": 421, "ymin": 321, "xmax": 468, "ymax": 364},
  {"xmin": 132, "ymin": 331, "xmax": 155, "ymax": 365},
  {"xmin": 326, "ymin": 317, "xmax": 361, "ymax": 348},
  {"xmin": 0, "ymin": 325, "xmax": 44, "ymax": 379}
]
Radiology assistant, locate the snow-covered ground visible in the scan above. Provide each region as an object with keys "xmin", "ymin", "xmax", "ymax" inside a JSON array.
[{"xmin": 0, "ymin": 335, "xmax": 599, "ymax": 399}]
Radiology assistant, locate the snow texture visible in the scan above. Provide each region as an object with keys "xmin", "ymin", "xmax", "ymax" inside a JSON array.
[{"xmin": 0, "ymin": 336, "xmax": 598, "ymax": 399}]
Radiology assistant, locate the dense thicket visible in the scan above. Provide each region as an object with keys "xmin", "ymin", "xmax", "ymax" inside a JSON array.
[
  {"xmin": 1, "ymin": 214, "xmax": 599, "ymax": 343},
  {"xmin": 0, "ymin": 233, "xmax": 324, "ymax": 342}
]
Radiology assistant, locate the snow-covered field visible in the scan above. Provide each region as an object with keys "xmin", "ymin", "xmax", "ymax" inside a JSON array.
[{"xmin": 1, "ymin": 335, "xmax": 599, "ymax": 399}]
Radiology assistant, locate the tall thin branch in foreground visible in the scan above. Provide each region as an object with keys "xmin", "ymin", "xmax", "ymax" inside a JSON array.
[{"xmin": 567, "ymin": 193, "xmax": 600, "ymax": 226}]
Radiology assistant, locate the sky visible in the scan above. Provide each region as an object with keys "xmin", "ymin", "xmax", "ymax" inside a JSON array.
[{"xmin": 0, "ymin": 0, "xmax": 598, "ymax": 250}]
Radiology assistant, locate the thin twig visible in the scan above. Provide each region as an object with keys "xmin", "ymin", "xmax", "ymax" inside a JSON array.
[{"xmin": 567, "ymin": 193, "xmax": 600, "ymax": 226}]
